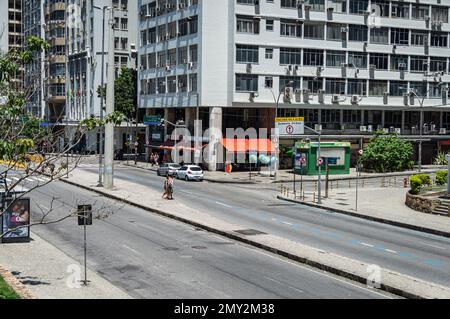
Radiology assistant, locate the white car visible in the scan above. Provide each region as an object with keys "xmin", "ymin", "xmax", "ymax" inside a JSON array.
[{"xmin": 176, "ymin": 165, "xmax": 204, "ymax": 181}]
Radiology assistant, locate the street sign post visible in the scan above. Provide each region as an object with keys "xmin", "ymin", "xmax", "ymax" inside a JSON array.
[
  {"xmin": 77, "ymin": 204, "xmax": 92, "ymax": 286},
  {"xmin": 275, "ymin": 117, "xmax": 305, "ymax": 136}
]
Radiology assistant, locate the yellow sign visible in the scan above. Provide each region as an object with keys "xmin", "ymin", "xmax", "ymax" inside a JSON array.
[{"xmin": 275, "ymin": 117, "xmax": 304, "ymax": 122}]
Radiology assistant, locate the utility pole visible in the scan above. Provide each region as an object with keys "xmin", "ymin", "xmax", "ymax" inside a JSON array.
[{"xmin": 104, "ymin": 8, "xmax": 115, "ymax": 190}]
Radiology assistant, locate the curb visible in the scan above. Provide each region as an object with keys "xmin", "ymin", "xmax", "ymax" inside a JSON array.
[
  {"xmin": 58, "ymin": 177, "xmax": 449, "ymax": 299},
  {"xmin": 0, "ymin": 264, "xmax": 37, "ymax": 299},
  {"xmin": 277, "ymin": 195, "xmax": 450, "ymax": 239}
]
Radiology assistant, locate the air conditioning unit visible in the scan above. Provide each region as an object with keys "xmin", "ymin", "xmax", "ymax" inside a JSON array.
[
  {"xmin": 360, "ymin": 126, "xmax": 367, "ymax": 132},
  {"xmin": 351, "ymin": 95, "xmax": 360, "ymax": 104},
  {"xmin": 304, "ymin": 4, "xmax": 311, "ymax": 10},
  {"xmin": 383, "ymin": 128, "xmax": 389, "ymax": 133},
  {"xmin": 341, "ymin": 27, "xmax": 348, "ymax": 33},
  {"xmin": 332, "ymin": 94, "xmax": 340, "ymax": 103},
  {"xmin": 246, "ymin": 63, "xmax": 252, "ymax": 73},
  {"xmin": 440, "ymin": 128, "xmax": 447, "ymax": 134},
  {"xmin": 367, "ymin": 125, "xmax": 373, "ymax": 132},
  {"xmin": 395, "ymin": 128, "xmax": 401, "ymax": 134},
  {"xmin": 398, "ymin": 62, "xmax": 407, "ymax": 70},
  {"xmin": 296, "ymin": 0, "xmax": 304, "ymax": 7},
  {"xmin": 302, "ymin": 89, "xmax": 310, "ymax": 103},
  {"xmin": 188, "ymin": 61, "xmax": 194, "ymax": 69},
  {"xmin": 178, "ymin": 82, "xmax": 184, "ymax": 88},
  {"xmin": 165, "ymin": 64, "xmax": 171, "ymax": 71}
]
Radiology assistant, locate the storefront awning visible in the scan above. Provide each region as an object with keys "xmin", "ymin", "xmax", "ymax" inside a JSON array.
[{"xmin": 220, "ymin": 138, "xmax": 275, "ymax": 153}]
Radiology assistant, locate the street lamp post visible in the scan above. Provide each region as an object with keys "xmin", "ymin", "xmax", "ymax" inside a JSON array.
[
  {"xmin": 93, "ymin": 4, "xmax": 108, "ymax": 187},
  {"xmin": 304, "ymin": 125, "xmax": 322, "ymax": 205}
]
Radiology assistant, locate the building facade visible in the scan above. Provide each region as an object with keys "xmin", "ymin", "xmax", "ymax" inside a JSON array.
[
  {"xmin": 0, "ymin": 0, "xmax": 23, "ymax": 88},
  {"xmin": 138, "ymin": 0, "xmax": 450, "ymax": 169},
  {"xmin": 66, "ymin": 0, "xmax": 138, "ymax": 152}
]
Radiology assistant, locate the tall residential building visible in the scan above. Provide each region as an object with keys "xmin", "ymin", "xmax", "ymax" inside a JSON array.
[
  {"xmin": 138, "ymin": 0, "xmax": 450, "ymax": 170},
  {"xmin": 66, "ymin": 0, "xmax": 138, "ymax": 152},
  {"xmin": 0, "ymin": 0, "xmax": 23, "ymax": 87}
]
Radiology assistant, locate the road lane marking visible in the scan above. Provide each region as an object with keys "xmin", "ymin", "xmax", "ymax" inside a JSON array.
[
  {"xmin": 215, "ymin": 201, "xmax": 232, "ymax": 208},
  {"xmin": 360, "ymin": 242, "xmax": 374, "ymax": 248},
  {"xmin": 282, "ymin": 221, "xmax": 294, "ymax": 226},
  {"xmin": 422, "ymin": 243, "xmax": 446, "ymax": 250},
  {"xmin": 122, "ymin": 244, "xmax": 143, "ymax": 256},
  {"xmin": 385, "ymin": 249, "xmax": 398, "ymax": 254}
]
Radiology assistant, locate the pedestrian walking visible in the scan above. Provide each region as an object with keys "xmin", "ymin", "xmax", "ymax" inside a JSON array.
[{"xmin": 162, "ymin": 175, "xmax": 174, "ymax": 200}]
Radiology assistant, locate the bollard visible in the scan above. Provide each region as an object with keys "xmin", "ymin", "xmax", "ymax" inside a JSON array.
[{"xmin": 403, "ymin": 177, "xmax": 408, "ymax": 188}]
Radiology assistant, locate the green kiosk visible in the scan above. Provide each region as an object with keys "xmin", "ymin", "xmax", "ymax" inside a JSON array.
[{"xmin": 294, "ymin": 141, "xmax": 351, "ymax": 176}]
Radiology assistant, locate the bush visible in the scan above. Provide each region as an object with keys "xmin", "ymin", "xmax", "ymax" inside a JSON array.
[
  {"xmin": 410, "ymin": 174, "xmax": 432, "ymax": 195},
  {"xmin": 436, "ymin": 170, "xmax": 448, "ymax": 186},
  {"xmin": 360, "ymin": 131, "xmax": 414, "ymax": 173},
  {"xmin": 434, "ymin": 152, "xmax": 448, "ymax": 166}
]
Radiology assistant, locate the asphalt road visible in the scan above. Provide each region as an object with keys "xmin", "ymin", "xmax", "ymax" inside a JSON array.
[
  {"xmin": 73, "ymin": 162, "xmax": 450, "ymax": 289},
  {"xmin": 24, "ymin": 179, "xmax": 389, "ymax": 299}
]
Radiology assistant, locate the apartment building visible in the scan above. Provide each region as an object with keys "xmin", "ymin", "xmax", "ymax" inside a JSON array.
[
  {"xmin": 0, "ymin": 0, "xmax": 23, "ymax": 88},
  {"xmin": 138, "ymin": 0, "xmax": 450, "ymax": 169},
  {"xmin": 66, "ymin": 0, "xmax": 138, "ymax": 152}
]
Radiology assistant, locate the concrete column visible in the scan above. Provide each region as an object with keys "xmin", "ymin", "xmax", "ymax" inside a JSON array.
[
  {"xmin": 381, "ymin": 110, "xmax": 385, "ymax": 128},
  {"xmin": 401, "ymin": 110, "xmax": 405, "ymax": 133},
  {"xmin": 145, "ymin": 108, "xmax": 151, "ymax": 161},
  {"xmin": 208, "ymin": 107, "xmax": 222, "ymax": 171}
]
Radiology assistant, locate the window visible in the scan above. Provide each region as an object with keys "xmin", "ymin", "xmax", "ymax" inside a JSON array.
[
  {"xmin": 392, "ymin": 2, "xmax": 410, "ymax": 19},
  {"xmin": 432, "ymin": 6, "xmax": 448, "ymax": 23},
  {"xmin": 391, "ymin": 28, "xmax": 409, "ymax": 45},
  {"xmin": 266, "ymin": 19, "xmax": 274, "ymax": 31},
  {"xmin": 371, "ymin": 0, "xmax": 389, "ymax": 17},
  {"xmin": 265, "ymin": 77, "xmax": 273, "ymax": 88},
  {"xmin": 280, "ymin": 48, "xmax": 301, "ymax": 65},
  {"xmin": 410, "ymin": 56, "xmax": 428, "ymax": 72},
  {"xmin": 343, "ymin": 110, "xmax": 361, "ymax": 129},
  {"xmin": 347, "ymin": 79, "xmax": 367, "ymax": 95},
  {"xmin": 303, "ymin": 77, "xmax": 323, "ymax": 93},
  {"xmin": 349, "ymin": 0, "xmax": 368, "ymax": 14},
  {"xmin": 369, "ymin": 53, "xmax": 388, "ymax": 69},
  {"xmin": 349, "ymin": 24, "xmax": 368, "ymax": 42},
  {"xmin": 430, "ymin": 83, "xmax": 443, "ymax": 98},
  {"xmin": 178, "ymin": 75, "xmax": 188, "ymax": 93},
  {"xmin": 178, "ymin": 47, "xmax": 188, "ymax": 65},
  {"xmin": 326, "ymin": 50, "xmax": 346, "ymax": 67},
  {"xmin": 369, "ymin": 80, "xmax": 387, "ymax": 96},
  {"xmin": 327, "ymin": 23, "xmax": 344, "ymax": 41},
  {"xmin": 236, "ymin": 74, "xmax": 258, "ymax": 92},
  {"xmin": 412, "ymin": 4, "xmax": 429, "ymax": 20},
  {"xmin": 370, "ymin": 27, "xmax": 388, "ymax": 44},
  {"xmin": 390, "ymin": 55, "xmax": 408, "ymax": 71},
  {"xmin": 327, "ymin": 0, "xmax": 346, "ymax": 13},
  {"xmin": 411, "ymin": 31, "xmax": 428, "ymax": 46},
  {"xmin": 409, "ymin": 81, "xmax": 427, "ymax": 96},
  {"xmin": 431, "ymin": 32, "xmax": 448, "ymax": 47},
  {"xmin": 430, "ymin": 57, "xmax": 447, "ymax": 72},
  {"xmin": 384, "ymin": 111, "xmax": 402, "ymax": 127},
  {"xmin": 157, "ymin": 77, "xmax": 166, "ymax": 94},
  {"xmin": 280, "ymin": 76, "xmax": 301, "ymax": 91},
  {"xmin": 188, "ymin": 16, "xmax": 198, "ymax": 34},
  {"xmin": 304, "ymin": 23, "xmax": 324, "ymax": 39},
  {"xmin": 237, "ymin": 16, "xmax": 260, "ymax": 34},
  {"xmin": 280, "ymin": 20, "xmax": 301, "ymax": 37},
  {"xmin": 167, "ymin": 76, "xmax": 177, "ymax": 93},
  {"xmin": 189, "ymin": 45, "xmax": 198, "ymax": 63},
  {"xmin": 348, "ymin": 51, "xmax": 367, "ymax": 68},
  {"xmin": 303, "ymin": 49, "xmax": 324, "ymax": 66},
  {"xmin": 265, "ymin": 48, "xmax": 273, "ymax": 59},
  {"xmin": 189, "ymin": 74, "xmax": 197, "ymax": 92},
  {"xmin": 236, "ymin": 45, "xmax": 259, "ymax": 63},
  {"xmin": 389, "ymin": 81, "xmax": 408, "ymax": 96},
  {"xmin": 281, "ymin": 0, "xmax": 297, "ymax": 8},
  {"xmin": 307, "ymin": 0, "xmax": 325, "ymax": 11},
  {"xmin": 321, "ymin": 110, "xmax": 341, "ymax": 129},
  {"xmin": 325, "ymin": 78, "xmax": 346, "ymax": 94}
]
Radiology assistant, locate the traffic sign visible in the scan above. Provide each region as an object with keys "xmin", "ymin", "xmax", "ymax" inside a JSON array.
[
  {"xmin": 275, "ymin": 117, "xmax": 305, "ymax": 136},
  {"xmin": 359, "ymin": 149, "xmax": 364, "ymax": 156},
  {"xmin": 300, "ymin": 156, "xmax": 306, "ymax": 165},
  {"xmin": 143, "ymin": 115, "xmax": 161, "ymax": 125},
  {"xmin": 317, "ymin": 157, "xmax": 324, "ymax": 166},
  {"xmin": 77, "ymin": 205, "xmax": 92, "ymax": 226}
]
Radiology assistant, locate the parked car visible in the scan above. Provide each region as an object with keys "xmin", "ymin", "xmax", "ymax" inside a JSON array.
[
  {"xmin": 157, "ymin": 163, "xmax": 181, "ymax": 177},
  {"xmin": 176, "ymin": 165, "xmax": 204, "ymax": 181}
]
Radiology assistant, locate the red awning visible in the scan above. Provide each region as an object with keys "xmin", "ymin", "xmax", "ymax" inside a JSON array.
[
  {"xmin": 220, "ymin": 138, "xmax": 275, "ymax": 153},
  {"xmin": 439, "ymin": 140, "xmax": 450, "ymax": 146}
]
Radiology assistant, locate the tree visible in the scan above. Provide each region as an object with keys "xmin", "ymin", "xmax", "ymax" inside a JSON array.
[
  {"xmin": 0, "ymin": 37, "xmax": 125, "ymax": 239},
  {"xmin": 360, "ymin": 130, "xmax": 414, "ymax": 173},
  {"xmin": 114, "ymin": 67, "xmax": 137, "ymax": 120}
]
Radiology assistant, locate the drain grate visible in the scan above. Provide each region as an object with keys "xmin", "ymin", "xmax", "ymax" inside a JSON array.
[
  {"xmin": 191, "ymin": 246, "xmax": 207, "ymax": 250},
  {"xmin": 234, "ymin": 229, "xmax": 267, "ymax": 236},
  {"xmin": 163, "ymin": 247, "xmax": 179, "ymax": 251}
]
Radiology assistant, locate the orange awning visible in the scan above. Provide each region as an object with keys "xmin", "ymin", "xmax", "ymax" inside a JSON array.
[{"xmin": 220, "ymin": 138, "xmax": 275, "ymax": 153}]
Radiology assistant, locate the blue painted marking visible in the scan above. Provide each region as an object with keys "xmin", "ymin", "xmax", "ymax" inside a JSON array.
[
  {"xmin": 398, "ymin": 251, "xmax": 414, "ymax": 258},
  {"xmin": 424, "ymin": 259, "xmax": 444, "ymax": 268},
  {"xmin": 349, "ymin": 239, "xmax": 361, "ymax": 246},
  {"xmin": 374, "ymin": 245, "xmax": 386, "ymax": 252}
]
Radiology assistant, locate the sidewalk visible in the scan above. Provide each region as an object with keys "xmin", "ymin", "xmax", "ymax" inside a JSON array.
[
  {"xmin": 0, "ymin": 232, "xmax": 131, "ymax": 299},
  {"xmin": 121, "ymin": 161, "xmax": 446, "ymax": 184},
  {"xmin": 58, "ymin": 167, "xmax": 450, "ymax": 298},
  {"xmin": 278, "ymin": 184, "xmax": 450, "ymax": 238}
]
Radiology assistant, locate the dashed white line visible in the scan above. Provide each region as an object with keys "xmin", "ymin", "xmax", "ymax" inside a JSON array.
[
  {"xmin": 422, "ymin": 243, "xmax": 446, "ymax": 250},
  {"xmin": 282, "ymin": 221, "xmax": 294, "ymax": 226},
  {"xmin": 215, "ymin": 201, "xmax": 232, "ymax": 208},
  {"xmin": 360, "ymin": 242, "xmax": 374, "ymax": 248},
  {"xmin": 385, "ymin": 249, "xmax": 398, "ymax": 254},
  {"xmin": 122, "ymin": 244, "xmax": 143, "ymax": 256}
]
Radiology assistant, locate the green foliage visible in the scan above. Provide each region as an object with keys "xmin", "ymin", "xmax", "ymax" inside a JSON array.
[
  {"xmin": 0, "ymin": 275, "xmax": 20, "ymax": 299},
  {"xmin": 410, "ymin": 174, "xmax": 432, "ymax": 195},
  {"xmin": 434, "ymin": 152, "xmax": 448, "ymax": 165},
  {"xmin": 360, "ymin": 130, "xmax": 414, "ymax": 173},
  {"xmin": 80, "ymin": 111, "xmax": 127, "ymax": 130},
  {"xmin": 114, "ymin": 67, "xmax": 137, "ymax": 120},
  {"xmin": 436, "ymin": 170, "xmax": 448, "ymax": 186}
]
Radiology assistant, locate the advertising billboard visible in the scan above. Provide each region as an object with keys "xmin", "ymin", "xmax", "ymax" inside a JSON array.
[{"xmin": 1, "ymin": 198, "xmax": 31, "ymax": 243}]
